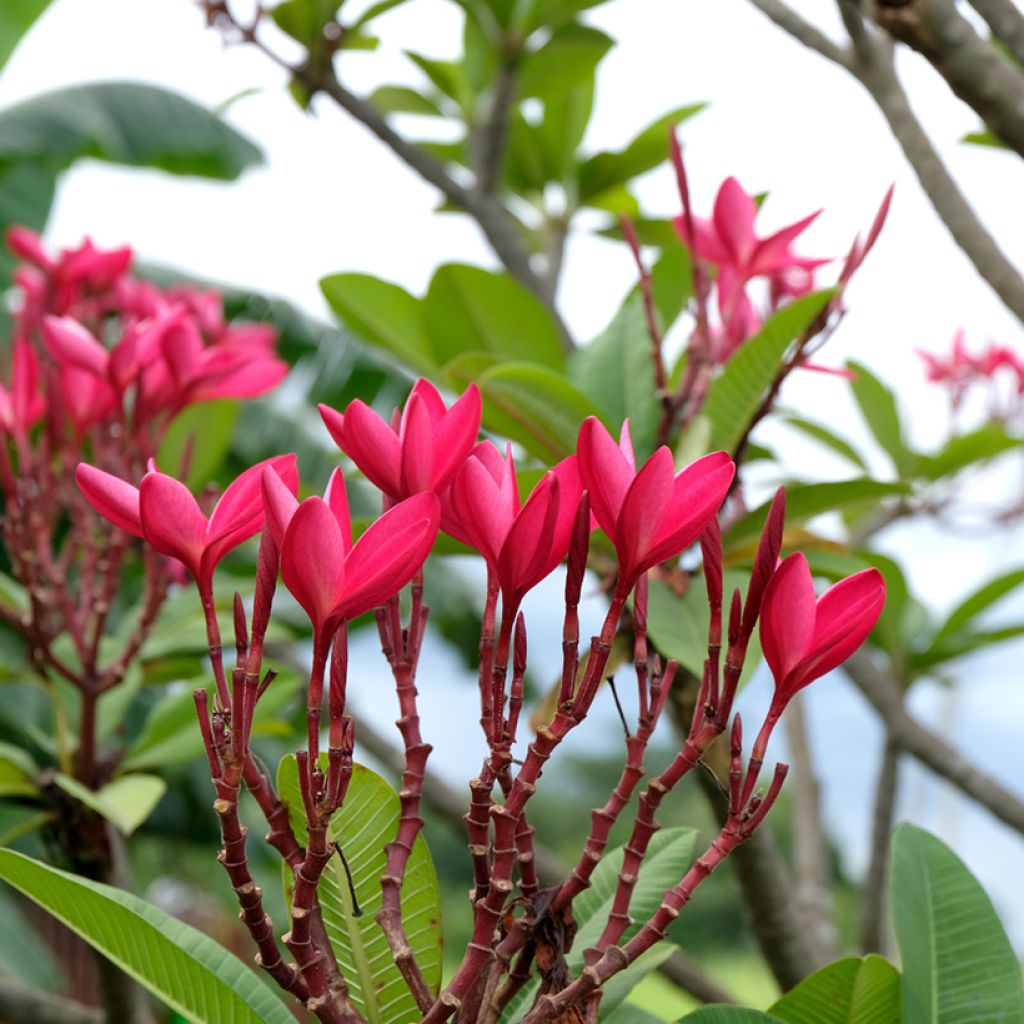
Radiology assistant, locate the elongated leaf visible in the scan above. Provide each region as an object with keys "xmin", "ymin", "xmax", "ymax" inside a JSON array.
[
  {"xmin": 680, "ymin": 1009, "xmax": 785, "ymax": 1023},
  {"xmin": 158, "ymin": 400, "xmax": 238, "ymax": 489},
  {"xmin": 0, "ymin": 82, "xmax": 261, "ymax": 179},
  {"xmin": 424, "ymin": 264, "xmax": 564, "ymax": 370},
  {"xmin": 477, "ymin": 363, "xmax": 602, "ymax": 463},
  {"xmin": 278, "ymin": 757, "xmax": 443, "ymax": 1024},
  {"xmin": 599, "ymin": 944, "xmax": 676, "ymax": 1017},
  {"xmin": 845, "ymin": 361, "xmax": 915, "ymax": 475},
  {"xmin": 724, "ymin": 479, "xmax": 908, "ymax": 549},
  {"xmin": 603, "ymin": 1005, "xmax": 667, "ymax": 1024},
  {"xmin": 921, "ymin": 423, "xmax": 1022, "ymax": 480},
  {"xmin": 518, "ymin": 24, "xmax": 613, "ymax": 99},
  {"xmin": 783, "ymin": 415, "xmax": 869, "ymax": 472},
  {"xmin": 768, "ymin": 955, "xmax": 901, "ymax": 1024},
  {"xmin": 911, "ymin": 624, "xmax": 1024, "ymax": 673},
  {"xmin": 369, "ymin": 85, "xmax": 446, "ymax": 116},
  {"xmin": 578, "ymin": 105, "xmax": 705, "ymax": 203},
  {"xmin": 703, "ymin": 291, "xmax": 833, "ymax": 455},
  {"xmin": 0, "ymin": 741, "xmax": 36, "ymax": 798},
  {"xmin": 53, "ymin": 772, "xmax": 166, "ymax": 836},
  {"xmin": 891, "ymin": 824, "xmax": 1024, "ymax": 1024},
  {"xmin": 0, "ymin": 0, "xmax": 51, "ymax": 72},
  {"xmin": 569, "ymin": 293, "xmax": 660, "ymax": 460},
  {"xmin": 932, "ymin": 567, "xmax": 1024, "ymax": 644},
  {"xmin": 0, "ymin": 848, "xmax": 295, "ymax": 1023},
  {"xmin": 321, "ymin": 272, "xmax": 434, "ymax": 376}
]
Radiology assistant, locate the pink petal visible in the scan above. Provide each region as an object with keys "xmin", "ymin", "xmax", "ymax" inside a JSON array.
[
  {"xmin": 713, "ymin": 178, "xmax": 758, "ymax": 266},
  {"xmin": 7, "ymin": 226, "xmax": 52, "ymax": 270},
  {"xmin": 407, "ymin": 378, "xmax": 447, "ymax": 424},
  {"xmin": 325, "ymin": 400, "xmax": 402, "ymax": 498},
  {"xmin": 430, "ymin": 384, "xmax": 481, "ymax": 490},
  {"xmin": 398, "ymin": 390, "xmax": 433, "ymax": 496},
  {"xmin": 41, "ymin": 316, "xmax": 109, "ymax": 377},
  {"xmin": 751, "ymin": 209, "xmax": 821, "ymax": 277},
  {"xmin": 76, "ymin": 464, "xmax": 143, "ymax": 537},
  {"xmin": 498, "ymin": 474, "xmax": 560, "ymax": 599},
  {"xmin": 643, "ymin": 451, "xmax": 735, "ymax": 568},
  {"xmin": 281, "ymin": 497, "xmax": 347, "ymax": 636},
  {"xmin": 452, "ymin": 455, "xmax": 512, "ymax": 566},
  {"xmin": 616, "ymin": 448, "xmax": 675, "ymax": 579},
  {"xmin": 544, "ymin": 454, "xmax": 585, "ymax": 575},
  {"xmin": 577, "ymin": 417, "xmax": 635, "ymax": 543},
  {"xmin": 323, "ymin": 468, "xmax": 353, "ymax": 551},
  {"xmin": 340, "ymin": 493, "xmax": 440, "ymax": 619},
  {"xmin": 261, "ymin": 466, "xmax": 300, "ymax": 549},
  {"xmin": 139, "ymin": 473, "xmax": 208, "ymax": 579},
  {"xmin": 758, "ymin": 553, "xmax": 817, "ymax": 691},
  {"xmin": 208, "ymin": 454, "xmax": 298, "ymax": 543}
]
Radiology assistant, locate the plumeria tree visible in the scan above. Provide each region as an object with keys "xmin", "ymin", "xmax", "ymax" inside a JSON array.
[{"xmin": 0, "ymin": 3, "xmax": 1022, "ymax": 1024}]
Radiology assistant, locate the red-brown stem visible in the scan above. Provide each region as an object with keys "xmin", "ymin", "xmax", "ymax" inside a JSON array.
[
  {"xmin": 199, "ymin": 579, "xmax": 230, "ymax": 709},
  {"xmin": 422, "ymin": 590, "xmax": 629, "ymax": 1024},
  {"xmin": 519, "ymin": 760, "xmax": 790, "ymax": 1024},
  {"xmin": 478, "ymin": 571, "xmax": 499, "ymax": 743},
  {"xmin": 466, "ymin": 769, "xmax": 496, "ymax": 901},
  {"xmin": 193, "ymin": 690, "xmax": 308, "ymax": 1002},
  {"xmin": 620, "ymin": 216, "xmax": 669, "ymax": 409},
  {"xmin": 490, "ymin": 603, "xmax": 519, "ymax": 745},
  {"xmin": 374, "ymin": 586, "xmax": 436, "ymax": 1012},
  {"xmin": 559, "ymin": 495, "xmax": 590, "ymax": 707},
  {"xmin": 248, "ymin": 531, "xmax": 279, "ymax": 674},
  {"xmin": 307, "ymin": 631, "xmax": 331, "ymax": 772}
]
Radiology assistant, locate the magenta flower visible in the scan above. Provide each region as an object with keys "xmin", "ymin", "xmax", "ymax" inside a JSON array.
[
  {"xmin": 319, "ymin": 379, "xmax": 481, "ymax": 501},
  {"xmin": 0, "ymin": 341, "xmax": 45, "ymax": 437},
  {"xmin": 577, "ymin": 417, "xmax": 734, "ymax": 589},
  {"xmin": 261, "ymin": 466, "xmax": 440, "ymax": 640},
  {"xmin": 75, "ymin": 454, "xmax": 299, "ymax": 592},
  {"xmin": 448, "ymin": 442, "xmax": 582, "ymax": 605},
  {"xmin": 759, "ymin": 553, "xmax": 886, "ymax": 716}
]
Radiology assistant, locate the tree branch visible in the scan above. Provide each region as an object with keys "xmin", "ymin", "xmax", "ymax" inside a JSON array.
[
  {"xmin": 0, "ymin": 978, "xmax": 102, "ymax": 1024},
  {"xmin": 967, "ymin": 0, "xmax": 1024, "ymax": 68},
  {"xmin": 352, "ymin": 712, "xmax": 738, "ymax": 1007},
  {"xmin": 472, "ymin": 61, "xmax": 517, "ymax": 197},
  {"xmin": 845, "ymin": 649, "xmax": 1024, "ymax": 835},
  {"xmin": 783, "ymin": 694, "xmax": 839, "ymax": 963},
  {"xmin": 746, "ymin": 0, "xmax": 851, "ymax": 65},
  {"xmin": 859, "ymin": 733, "xmax": 899, "ymax": 954},
  {"xmin": 871, "ymin": 0, "xmax": 1024, "ymax": 159}
]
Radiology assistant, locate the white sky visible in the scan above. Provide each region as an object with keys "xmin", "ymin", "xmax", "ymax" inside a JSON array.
[{"xmin": 3, "ymin": 0, "xmax": 1024, "ymax": 951}]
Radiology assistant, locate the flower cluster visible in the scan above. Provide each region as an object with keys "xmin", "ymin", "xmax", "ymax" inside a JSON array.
[
  {"xmin": 3, "ymin": 227, "xmax": 287, "ymax": 448},
  {"xmin": 918, "ymin": 329, "xmax": 1024, "ymax": 422}
]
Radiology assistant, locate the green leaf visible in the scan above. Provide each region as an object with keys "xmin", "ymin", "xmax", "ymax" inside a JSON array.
[
  {"xmin": 646, "ymin": 576, "xmax": 762, "ymax": 686},
  {"xmin": 278, "ymin": 757, "xmax": 443, "ymax": 1024},
  {"xmin": 368, "ymin": 85, "xmax": 445, "ymax": 116},
  {"xmin": 476, "ymin": 363, "xmax": 602, "ymax": 463},
  {"xmin": 271, "ymin": 0, "xmax": 338, "ymax": 44},
  {"xmin": 0, "ymin": 82, "xmax": 262, "ymax": 180},
  {"xmin": 518, "ymin": 24, "xmax": 613, "ymax": 100},
  {"xmin": 53, "ymin": 773, "xmax": 166, "ymax": 837},
  {"xmin": 537, "ymin": 82, "xmax": 593, "ymax": 182},
  {"xmin": 321, "ymin": 272, "xmax": 434, "ymax": 376},
  {"xmin": 724, "ymin": 479, "xmax": 908, "ymax": 549},
  {"xmin": 846, "ymin": 361, "xmax": 915, "ymax": 475},
  {"xmin": 604, "ymin": 1006, "xmax": 667, "ymax": 1024},
  {"xmin": 782, "ymin": 415, "xmax": 869, "ymax": 472},
  {"xmin": 158, "ymin": 400, "xmax": 238, "ymax": 489},
  {"xmin": 679, "ymin": 1009, "xmax": 786, "ymax": 1023},
  {"xmin": 920, "ymin": 423, "xmax": 1021, "ymax": 480},
  {"xmin": 600, "ymin": 944, "xmax": 676, "ymax": 1018},
  {"xmin": 405, "ymin": 52, "xmax": 471, "ymax": 110},
  {"xmin": 423, "ymin": 264, "xmax": 564, "ymax": 370},
  {"xmin": 648, "ymin": 238, "xmax": 694, "ymax": 334},
  {"xmin": 768, "ymin": 955, "xmax": 902, "ymax": 1024},
  {"xmin": 0, "ymin": 0, "xmax": 51, "ymax": 73},
  {"xmin": 0, "ymin": 158, "xmax": 57, "ymax": 284},
  {"xmin": 962, "ymin": 128, "xmax": 1007, "ymax": 149},
  {"xmin": 0, "ymin": 741, "xmax": 37, "ymax": 798},
  {"xmin": 569, "ymin": 293, "xmax": 660, "ymax": 460},
  {"xmin": 932, "ymin": 566, "xmax": 1024, "ymax": 644},
  {"xmin": 703, "ymin": 291, "xmax": 833, "ymax": 454},
  {"xmin": 578, "ymin": 105, "xmax": 705, "ymax": 203},
  {"xmin": 352, "ymin": 0, "xmax": 410, "ymax": 29},
  {"xmin": 0, "ymin": 847, "xmax": 295, "ymax": 1023},
  {"xmin": 0, "ymin": 571, "xmax": 29, "ymax": 614},
  {"xmin": 891, "ymin": 824, "xmax": 1024, "ymax": 1024}
]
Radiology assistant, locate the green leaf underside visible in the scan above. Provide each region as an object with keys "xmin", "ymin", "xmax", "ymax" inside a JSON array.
[
  {"xmin": 891, "ymin": 824, "xmax": 1024, "ymax": 1024},
  {"xmin": 679, "ymin": 1008, "xmax": 786, "ymax": 1023},
  {"xmin": 768, "ymin": 955, "xmax": 902, "ymax": 1023},
  {"xmin": 703, "ymin": 291, "xmax": 834, "ymax": 455},
  {"xmin": 52, "ymin": 773, "xmax": 166, "ymax": 836},
  {"xmin": 846, "ymin": 360, "xmax": 915, "ymax": 475},
  {"xmin": 504, "ymin": 827, "xmax": 696, "ymax": 1022},
  {"xmin": 277, "ymin": 757, "xmax": 443, "ymax": 1024},
  {"xmin": 0, "ymin": 848, "xmax": 294, "ymax": 1024}
]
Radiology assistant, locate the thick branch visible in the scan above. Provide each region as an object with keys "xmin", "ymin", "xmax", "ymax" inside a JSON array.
[
  {"xmin": 967, "ymin": 0, "xmax": 1024, "ymax": 67},
  {"xmin": 845, "ymin": 649, "xmax": 1024, "ymax": 835},
  {"xmin": 746, "ymin": 0, "xmax": 851, "ymax": 65},
  {"xmin": 872, "ymin": 0, "xmax": 1024, "ymax": 159},
  {"xmin": 472, "ymin": 61, "xmax": 517, "ymax": 197},
  {"xmin": 0, "ymin": 979, "xmax": 102, "ymax": 1024},
  {"xmin": 860, "ymin": 733, "xmax": 899, "ymax": 954}
]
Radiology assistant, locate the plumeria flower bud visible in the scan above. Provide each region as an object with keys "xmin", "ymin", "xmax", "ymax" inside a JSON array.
[
  {"xmin": 319, "ymin": 378, "xmax": 481, "ymax": 501},
  {"xmin": 75, "ymin": 454, "xmax": 299, "ymax": 593},
  {"xmin": 0, "ymin": 341, "xmax": 45, "ymax": 437},
  {"xmin": 449, "ymin": 441, "xmax": 582, "ymax": 606},
  {"xmin": 759, "ymin": 552, "xmax": 886, "ymax": 720},
  {"xmin": 577, "ymin": 417, "xmax": 735, "ymax": 591},
  {"xmin": 263, "ymin": 466, "xmax": 440, "ymax": 642}
]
